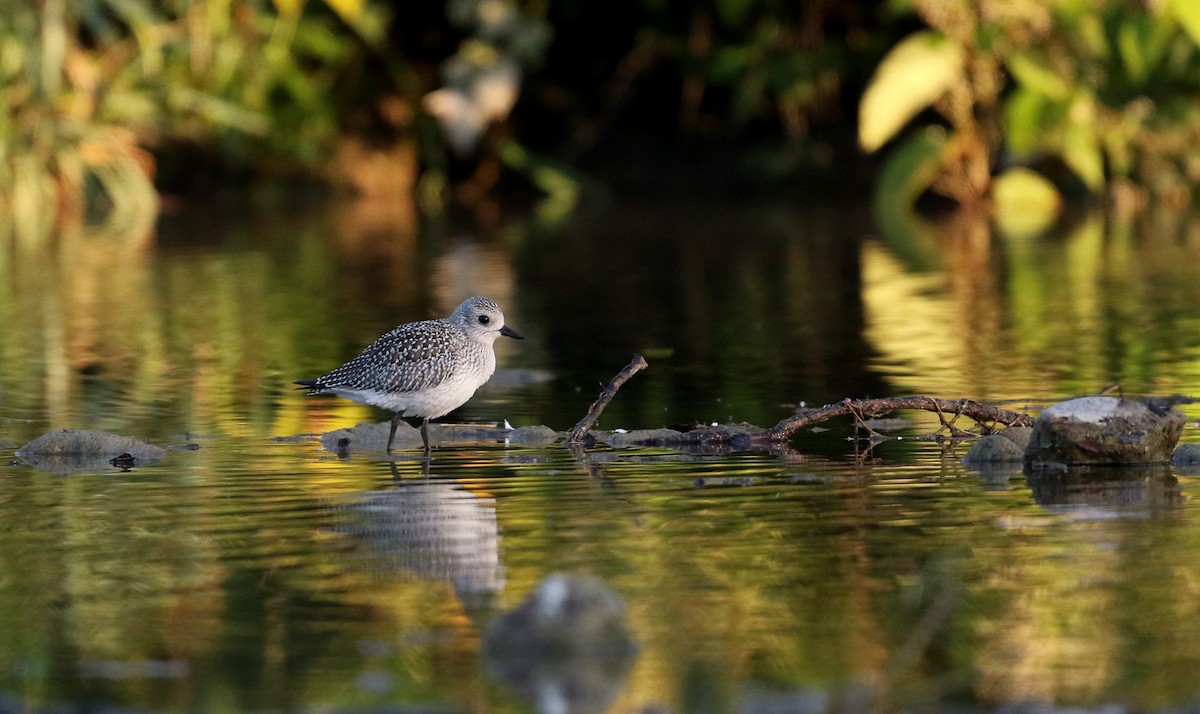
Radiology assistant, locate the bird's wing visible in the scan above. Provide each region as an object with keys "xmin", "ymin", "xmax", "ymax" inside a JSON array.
[{"xmin": 316, "ymin": 320, "xmax": 460, "ymax": 393}]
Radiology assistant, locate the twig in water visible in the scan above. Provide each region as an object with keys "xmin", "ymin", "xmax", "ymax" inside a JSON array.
[{"xmin": 566, "ymin": 354, "xmax": 649, "ymax": 445}]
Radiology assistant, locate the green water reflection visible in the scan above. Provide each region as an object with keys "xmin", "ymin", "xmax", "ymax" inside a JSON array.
[{"xmin": 4, "ymin": 199, "xmax": 1200, "ymax": 712}]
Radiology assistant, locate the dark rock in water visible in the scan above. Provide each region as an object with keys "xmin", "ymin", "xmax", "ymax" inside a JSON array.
[
  {"xmin": 483, "ymin": 573, "xmax": 636, "ymax": 714},
  {"xmin": 1171, "ymin": 443, "xmax": 1200, "ymax": 471},
  {"xmin": 963, "ymin": 434, "xmax": 1025, "ymax": 464},
  {"xmin": 16, "ymin": 429, "xmax": 166, "ymax": 474},
  {"xmin": 1025, "ymin": 396, "xmax": 1185, "ymax": 466},
  {"xmin": 109, "ymin": 452, "xmax": 136, "ymax": 469}
]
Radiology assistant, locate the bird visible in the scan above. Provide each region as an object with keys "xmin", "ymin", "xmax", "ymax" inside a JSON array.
[{"xmin": 296, "ymin": 296, "xmax": 524, "ymax": 455}]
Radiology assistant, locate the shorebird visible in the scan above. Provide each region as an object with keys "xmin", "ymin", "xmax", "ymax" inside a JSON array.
[{"xmin": 296, "ymin": 296, "xmax": 523, "ymax": 455}]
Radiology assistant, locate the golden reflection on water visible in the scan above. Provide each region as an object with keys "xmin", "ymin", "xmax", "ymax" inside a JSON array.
[{"xmin": 866, "ymin": 208, "xmax": 1200, "ymax": 402}]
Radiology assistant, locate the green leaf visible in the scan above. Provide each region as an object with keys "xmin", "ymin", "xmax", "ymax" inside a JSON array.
[
  {"xmin": 873, "ymin": 125, "xmax": 947, "ymax": 213},
  {"xmin": 1168, "ymin": 0, "xmax": 1200, "ymax": 47},
  {"xmin": 1007, "ymin": 52, "xmax": 1070, "ymax": 100},
  {"xmin": 1004, "ymin": 87, "xmax": 1050, "ymax": 157},
  {"xmin": 1062, "ymin": 102, "xmax": 1104, "ymax": 191},
  {"xmin": 1116, "ymin": 17, "xmax": 1150, "ymax": 85},
  {"xmin": 859, "ymin": 31, "xmax": 964, "ymax": 152}
]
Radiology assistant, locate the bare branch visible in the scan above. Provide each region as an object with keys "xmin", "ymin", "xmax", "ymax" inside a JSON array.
[
  {"xmin": 768, "ymin": 396, "xmax": 1034, "ymax": 441},
  {"xmin": 566, "ymin": 354, "xmax": 649, "ymax": 445}
]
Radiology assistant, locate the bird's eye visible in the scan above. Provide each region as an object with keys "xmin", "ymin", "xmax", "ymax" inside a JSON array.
[{"xmin": 478, "ymin": 315, "xmax": 491, "ymax": 325}]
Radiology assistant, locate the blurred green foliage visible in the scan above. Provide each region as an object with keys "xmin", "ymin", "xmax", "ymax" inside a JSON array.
[
  {"xmin": 0, "ymin": 0, "xmax": 391, "ymax": 241},
  {"xmin": 5, "ymin": 0, "xmax": 1200, "ymax": 241},
  {"xmin": 861, "ymin": 0, "xmax": 1200, "ymax": 216}
]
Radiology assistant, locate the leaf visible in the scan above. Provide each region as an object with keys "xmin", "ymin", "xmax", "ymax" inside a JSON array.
[
  {"xmin": 1062, "ymin": 114, "xmax": 1105, "ymax": 191},
  {"xmin": 1004, "ymin": 87, "xmax": 1050, "ymax": 157},
  {"xmin": 873, "ymin": 125, "xmax": 948, "ymax": 214},
  {"xmin": 859, "ymin": 31, "xmax": 964, "ymax": 152},
  {"xmin": 992, "ymin": 168, "xmax": 1061, "ymax": 238},
  {"xmin": 1007, "ymin": 52, "xmax": 1070, "ymax": 100},
  {"xmin": 1168, "ymin": 0, "xmax": 1200, "ymax": 47},
  {"xmin": 322, "ymin": 0, "xmax": 365, "ymax": 24},
  {"xmin": 1116, "ymin": 17, "xmax": 1150, "ymax": 85}
]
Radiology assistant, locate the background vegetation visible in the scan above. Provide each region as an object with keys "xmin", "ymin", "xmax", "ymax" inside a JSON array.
[{"xmin": 3, "ymin": 0, "xmax": 1200, "ymax": 242}]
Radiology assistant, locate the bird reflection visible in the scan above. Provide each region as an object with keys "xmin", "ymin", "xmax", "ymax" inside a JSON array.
[{"xmin": 335, "ymin": 475, "xmax": 505, "ymax": 605}]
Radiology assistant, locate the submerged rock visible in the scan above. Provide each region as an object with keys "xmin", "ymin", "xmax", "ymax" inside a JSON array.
[
  {"xmin": 482, "ymin": 573, "xmax": 636, "ymax": 714},
  {"xmin": 16, "ymin": 429, "xmax": 165, "ymax": 474},
  {"xmin": 507, "ymin": 425, "xmax": 561, "ymax": 445},
  {"xmin": 320, "ymin": 421, "xmax": 422, "ymax": 454},
  {"xmin": 599, "ymin": 422, "xmax": 767, "ymax": 449},
  {"xmin": 601, "ymin": 428, "xmax": 684, "ymax": 447},
  {"xmin": 998, "ymin": 426, "xmax": 1032, "ymax": 451},
  {"xmin": 963, "ymin": 433, "xmax": 1026, "ymax": 464},
  {"xmin": 1025, "ymin": 396, "xmax": 1185, "ymax": 466},
  {"xmin": 318, "ymin": 420, "xmax": 553, "ymax": 454},
  {"xmin": 1171, "ymin": 443, "xmax": 1200, "ymax": 470}
]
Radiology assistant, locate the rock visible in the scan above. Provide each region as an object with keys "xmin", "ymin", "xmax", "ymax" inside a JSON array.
[
  {"xmin": 319, "ymin": 421, "xmax": 422, "ymax": 454},
  {"xmin": 998, "ymin": 426, "xmax": 1032, "ymax": 451},
  {"xmin": 601, "ymin": 428, "xmax": 684, "ymax": 447},
  {"xmin": 1171, "ymin": 443, "xmax": 1200, "ymax": 470},
  {"xmin": 600, "ymin": 423, "xmax": 767, "ymax": 449},
  {"xmin": 16, "ymin": 429, "xmax": 166, "ymax": 474},
  {"xmin": 963, "ymin": 434, "xmax": 1025, "ymax": 464},
  {"xmin": 482, "ymin": 574, "xmax": 635, "ymax": 714},
  {"xmin": 319, "ymin": 421, "xmax": 555, "ymax": 454},
  {"xmin": 680, "ymin": 422, "xmax": 768, "ymax": 446},
  {"xmin": 507, "ymin": 425, "xmax": 561, "ymax": 445},
  {"xmin": 1025, "ymin": 396, "xmax": 1186, "ymax": 466}
]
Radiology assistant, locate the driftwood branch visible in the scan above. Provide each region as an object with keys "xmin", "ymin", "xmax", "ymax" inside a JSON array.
[
  {"xmin": 566, "ymin": 354, "xmax": 649, "ymax": 444},
  {"xmin": 768, "ymin": 396, "xmax": 1034, "ymax": 441}
]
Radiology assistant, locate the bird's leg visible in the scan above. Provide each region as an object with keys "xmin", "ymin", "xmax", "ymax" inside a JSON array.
[
  {"xmin": 387, "ymin": 413, "xmax": 404, "ymax": 454},
  {"xmin": 420, "ymin": 418, "xmax": 431, "ymax": 457}
]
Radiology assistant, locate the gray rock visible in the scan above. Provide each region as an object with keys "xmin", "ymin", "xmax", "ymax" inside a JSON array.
[
  {"xmin": 507, "ymin": 425, "xmax": 561, "ymax": 445},
  {"xmin": 600, "ymin": 423, "xmax": 767, "ymax": 449},
  {"xmin": 320, "ymin": 421, "xmax": 422, "ymax": 454},
  {"xmin": 318, "ymin": 420, "xmax": 557, "ymax": 454},
  {"xmin": 1171, "ymin": 443, "xmax": 1200, "ymax": 469},
  {"xmin": 16, "ymin": 429, "xmax": 165, "ymax": 474},
  {"xmin": 601, "ymin": 428, "xmax": 684, "ymax": 447},
  {"xmin": 963, "ymin": 434, "xmax": 1025, "ymax": 464},
  {"xmin": 998, "ymin": 426, "xmax": 1032, "ymax": 450},
  {"xmin": 1025, "ymin": 396, "xmax": 1186, "ymax": 466},
  {"xmin": 680, "ymin": 422, "xmax": 768, "ymax": 445}
]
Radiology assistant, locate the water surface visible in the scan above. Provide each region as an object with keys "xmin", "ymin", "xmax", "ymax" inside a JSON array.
[{"xmin": 3, "ymin": 198, "xmax": 1200, "ymax": 712}]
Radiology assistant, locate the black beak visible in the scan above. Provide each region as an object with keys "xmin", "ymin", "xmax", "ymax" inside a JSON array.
[{"xmin": 501, "ymin": 325, "xmax": 524, "ymax": 340}]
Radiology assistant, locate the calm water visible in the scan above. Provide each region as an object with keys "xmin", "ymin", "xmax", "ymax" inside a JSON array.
[{"xmin": 4, "ymin": 197, "xmax": 1200, "ymax": 712}]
